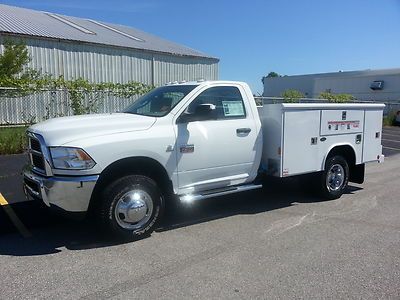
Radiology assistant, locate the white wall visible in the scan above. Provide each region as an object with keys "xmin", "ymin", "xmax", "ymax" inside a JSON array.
[{"xmin": 263, "ymin": 70, "xmax": 400, "ymax": 102}]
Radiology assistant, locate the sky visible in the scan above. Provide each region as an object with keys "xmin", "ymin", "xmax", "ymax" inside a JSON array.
[{"xmin": 1, "ymin": 0, "xmax": 400, "ymax": 93}]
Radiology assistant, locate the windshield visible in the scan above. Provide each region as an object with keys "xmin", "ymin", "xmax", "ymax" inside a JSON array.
[{"xmin": 123, "ymin": 85, "xmax": 197, "ymax": 117}]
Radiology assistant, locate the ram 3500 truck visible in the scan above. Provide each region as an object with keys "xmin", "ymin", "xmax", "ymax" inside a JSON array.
[{"xmin": 23, "ymin": 81, "xmax": 385, "ymax": 239}]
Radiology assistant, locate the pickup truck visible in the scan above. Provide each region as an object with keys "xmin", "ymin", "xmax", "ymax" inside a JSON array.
[{"xmin": 23, "ymin": 81, "xmax": 385, "ymax": 239}]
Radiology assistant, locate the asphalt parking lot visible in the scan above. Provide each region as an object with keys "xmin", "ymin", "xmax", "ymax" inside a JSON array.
[{"xmin": 0, "ymin": 127, "xmax": 399, "ymax": 299}]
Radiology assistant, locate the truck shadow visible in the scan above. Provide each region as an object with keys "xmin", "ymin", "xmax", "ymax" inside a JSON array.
[
  {"xmin": 0, "ymin": 179, "xmax": 362, "ymax": 257},
  {"xmin": 158, "ymin": 180, "xmax": 362, "ymax": 232}
]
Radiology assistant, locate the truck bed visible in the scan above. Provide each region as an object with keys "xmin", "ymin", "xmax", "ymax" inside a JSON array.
[{"xmin": 257, "ymin": 103, "xmax": 385, "ymax": 177}]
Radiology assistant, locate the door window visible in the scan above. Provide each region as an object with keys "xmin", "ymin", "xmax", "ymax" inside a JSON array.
[{"xmin": 187, "ymin": 86, "xmax": 246, "ymax": 120}]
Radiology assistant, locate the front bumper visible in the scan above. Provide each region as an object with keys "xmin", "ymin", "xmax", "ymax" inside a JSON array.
[{"xmin": 23, "ymin": 165, "xmax": 99, "ymax": 213}]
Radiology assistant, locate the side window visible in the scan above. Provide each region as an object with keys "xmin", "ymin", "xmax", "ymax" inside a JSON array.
[{"xmin": 187, "ymin": 86, "xmax": 246, "ymax": 120}]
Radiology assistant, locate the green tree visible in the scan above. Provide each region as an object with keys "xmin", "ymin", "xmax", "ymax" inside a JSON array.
[
  {"xmin": 0, "ymin": 39, "xmax": 32, "ymax": 79},
  {"xmin": 319, "ymin": 92, "xmax": 354, "ymax": 103},
  {"xmin": 266, "ymin": 71, "xmax": 280, "ymax": 78},
  {"xmin": 0, "ymin": 39, "xmax": 42, "ymax": 96},
  {"xmin": 281, "ymin": 89, "xmax": 304, "ymax": 103}
]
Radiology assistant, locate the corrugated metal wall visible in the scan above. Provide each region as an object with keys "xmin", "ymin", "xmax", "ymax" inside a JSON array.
[{"xmin": 0, "ymin": 35, "xmax": 218, "ymax": 85}]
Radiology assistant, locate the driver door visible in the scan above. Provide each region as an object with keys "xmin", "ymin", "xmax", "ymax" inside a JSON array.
[{"xmin": 174, "ymin": 85, "xmax": 259, "ymax": 194}]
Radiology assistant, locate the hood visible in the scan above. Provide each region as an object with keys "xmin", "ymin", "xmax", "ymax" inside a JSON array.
[{"xmin": 29, "ymin": 113, "xmax": 156, "ymax": 146}]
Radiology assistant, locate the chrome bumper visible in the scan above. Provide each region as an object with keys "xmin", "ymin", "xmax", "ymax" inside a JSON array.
[{"xmin": 23, "ymin": 165, "xmax": 99, "ymax": 213}]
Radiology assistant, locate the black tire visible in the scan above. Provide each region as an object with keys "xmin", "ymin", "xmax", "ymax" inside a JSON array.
[
  {"xmin": 98, "ymin": 175, "xmax": 164, "ymax": 240},
  {"xmin": 319, "ymin": 155, "xmax": 349, "ymax": 200}
]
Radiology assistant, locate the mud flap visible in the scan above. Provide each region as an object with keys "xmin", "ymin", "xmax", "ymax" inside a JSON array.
[{"xmin": 349, "ymin": 163, "xmax": 365, "ymax": 184}]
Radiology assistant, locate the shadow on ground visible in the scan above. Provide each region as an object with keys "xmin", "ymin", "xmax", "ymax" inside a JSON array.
[{"xmin": 0, "ymin": 177, "xmax": 362, "ymax": 257}]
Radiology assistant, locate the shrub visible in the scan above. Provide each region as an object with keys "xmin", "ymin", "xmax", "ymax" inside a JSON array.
[
  {"xmin": 281, "ymin": 89, "xmax": 304, "ymax": 103},
  {"xmin": 0, "ymin": 126, "xmax": 27, "ymax": 155}
]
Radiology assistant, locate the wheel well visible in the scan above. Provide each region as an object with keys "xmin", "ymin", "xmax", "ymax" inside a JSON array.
[
  {"xmin": 325, "ymin": 145, "xmax": 356, "ymax": 168},
  {"xmin": 325, "ymin": 145, "xmax": 364, "ymax": 184},
  {"xmin": 88, "ymin": 157, "xmax": 173, "ymax": 213}
]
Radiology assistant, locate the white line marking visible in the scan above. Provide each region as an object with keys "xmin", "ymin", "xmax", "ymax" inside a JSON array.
[
  {"xmin": 382, "ymin": 133, "xmax": 400, "ymax": 137},
  {"xmin": 383, "ymin": 146, "xmax": 400, "ymax": 151},
  {"xmin": 382, "ymin": 138, "xmax": 400, "ymax": 143}
]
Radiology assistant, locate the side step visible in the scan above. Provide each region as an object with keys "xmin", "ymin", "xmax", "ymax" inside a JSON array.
[{"xmin": 179, "ymin": 183, "xmax": 262, "ymax": 203}]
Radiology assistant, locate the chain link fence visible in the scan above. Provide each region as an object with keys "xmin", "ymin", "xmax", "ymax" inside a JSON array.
[
  {"xmin": 0, "ymin": 88, "xmax": 400, "ymax": 126},
  {"xmin": 0, "ymin": 87, "xmax": 139, "ymax": 125}
]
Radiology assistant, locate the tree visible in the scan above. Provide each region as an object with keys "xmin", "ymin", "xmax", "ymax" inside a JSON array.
[
  {"xmin": 266, "ymin": 71, "xmax": 280, "ymax": 78},
  {"xmin": 0, "ymin": 39, "xmax": 32, "ymax": 79},
  {"xmin": 281, "ymin": 89, "xmax": 304, "ymax": 103},
  {"xmin": 319, "ymin": 92, "xmax": 354, "ymax": 103}
]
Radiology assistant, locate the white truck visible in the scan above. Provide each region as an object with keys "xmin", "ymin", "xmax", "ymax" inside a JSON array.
[{"xmin": 23, "ymin": 81, "xmax": 385, "ymax": 239}]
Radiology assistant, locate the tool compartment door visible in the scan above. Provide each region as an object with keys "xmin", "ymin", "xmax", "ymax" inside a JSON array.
[
  {"xmin": 282, "ymin": 110, "xmax": 320, "ymax": 176},
  {"xmin": 362, "ymin": 110, "xmax": 383, "ymax": 162}
]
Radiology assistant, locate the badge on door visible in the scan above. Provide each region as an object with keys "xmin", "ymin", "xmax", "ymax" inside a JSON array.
[{"xmin": 180, "ymin": 144, "xmax": 194, "ymax": 153}]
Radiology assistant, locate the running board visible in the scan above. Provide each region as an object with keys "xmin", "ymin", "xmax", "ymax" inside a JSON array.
[{"xmin": 179, "ymin": 183, "xmax": 262, "ymax": 203}]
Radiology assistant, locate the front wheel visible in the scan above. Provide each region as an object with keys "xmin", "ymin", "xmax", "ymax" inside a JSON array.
[
  {"xmin": 319, "ymin": 155, "xmax": 349, "ymax": 200},
  {"xmin": 98, "ymin": 175, "xmax": 164, "ymax": 240}
]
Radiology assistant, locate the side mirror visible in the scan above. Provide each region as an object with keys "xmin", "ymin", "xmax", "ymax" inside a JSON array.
[
  {"xmin": 178, "ymin": 103, "xmax": 216, "ymax": 123},
  {"xmin": 194, "ymin": 103, "xmax": 216, "ymax": 117}
]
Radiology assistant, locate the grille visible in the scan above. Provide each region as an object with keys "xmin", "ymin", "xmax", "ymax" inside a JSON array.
[
  {"xmin": 29, "ymin": 136, "xmax": 46, "ymax": 173},
  {"xmin": 24, "ymin": 177, "xmax": 40, "ymax": 195},
  {"xmin": 30, "ymin": 138, "xmax": 41, "ymax": 152},
  {"xmin": 31, "ymin": 153, "xmax": 45, "ymax": 171}
]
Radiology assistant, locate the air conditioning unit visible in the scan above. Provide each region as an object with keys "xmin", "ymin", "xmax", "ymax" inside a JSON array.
[{"xmin": 370, "ymin": 80, "xmax": 384, "ymax": 90}]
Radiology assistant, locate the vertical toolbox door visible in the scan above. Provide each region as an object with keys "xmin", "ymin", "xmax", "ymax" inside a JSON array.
[
  {"xmin": 362, "ymin": 110, "xmax": 383, "ymax": 162},
  {"xmin": 282, "ymin": 110, "xmax": 321, "ymax": 176}
]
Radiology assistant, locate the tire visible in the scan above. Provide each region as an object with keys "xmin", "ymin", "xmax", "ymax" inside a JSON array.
[
  {"xmin": 98, "ymin": 175, "xmax": 164, "ymax": 240},
  {"xmin": 319, "ymin": 155, "xmax": 349, "ymax": 200}
]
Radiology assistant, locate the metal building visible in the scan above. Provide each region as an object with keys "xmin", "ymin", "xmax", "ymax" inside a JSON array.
[
  {"xmin": 262, "ymin": 68, "xmax": 400, "ymax": 102},
  {"xmin": 0, "ymin": 4, "xmax": 219, "ymax": 85}
]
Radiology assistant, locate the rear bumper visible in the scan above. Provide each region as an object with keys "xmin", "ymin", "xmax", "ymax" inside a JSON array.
[{"xmin": 23, "ymin": 165, "xmax": 99, "ymax": 213}]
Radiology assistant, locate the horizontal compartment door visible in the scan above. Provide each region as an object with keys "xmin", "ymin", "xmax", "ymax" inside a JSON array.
[{"xmin": 320, "ymin": 110, "xmax": 364, "ymax": 136}]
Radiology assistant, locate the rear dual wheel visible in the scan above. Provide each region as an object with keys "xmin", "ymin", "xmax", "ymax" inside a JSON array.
[{"xmin": 319, "ymin": 155, "xmax": 349, "ymax": 200}]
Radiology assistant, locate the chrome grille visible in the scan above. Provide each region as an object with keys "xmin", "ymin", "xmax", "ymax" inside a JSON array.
[{"xmin": 28, "ymin": 135, "xmax": 46, "ymax": 174}]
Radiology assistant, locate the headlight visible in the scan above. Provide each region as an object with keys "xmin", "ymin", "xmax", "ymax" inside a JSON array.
[{"xmin": 49, "ymin": 147, "xmax": 96, "ymax": 170}]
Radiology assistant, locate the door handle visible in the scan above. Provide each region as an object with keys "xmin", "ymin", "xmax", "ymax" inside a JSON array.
[{"xmin": 236, "ymin": 128, "xmax": 251, "ymax": 134}]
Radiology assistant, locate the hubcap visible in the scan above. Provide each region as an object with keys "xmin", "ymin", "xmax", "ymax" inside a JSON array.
[
  {"xmin": 115, "ymin": 189, "xmax": 153, "ymax": 230},
  {"xmin": 326, "ymin": 164, "xmax": 345, "ymax": 192}
]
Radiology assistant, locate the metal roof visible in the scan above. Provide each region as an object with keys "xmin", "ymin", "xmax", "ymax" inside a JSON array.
[{"xmin": 0, "ymin": 4, "xmax": 218, "ymax": 60}]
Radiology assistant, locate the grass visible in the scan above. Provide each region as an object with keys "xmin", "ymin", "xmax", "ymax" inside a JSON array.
[
  {"xmin": 383, "ymin": 112, "xmax": 396, "ymax": 127},
  {"xmin": 0, "ymin": 126, "xmax": 27, "ymax": 155}
]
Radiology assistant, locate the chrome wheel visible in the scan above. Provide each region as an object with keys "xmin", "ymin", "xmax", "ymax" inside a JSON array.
[
  {"xmin": 114, "ymin": 189, "xmax": 154, "ymax": 230},
  {"xmin": 326, "ymin": 163, "xmax": 345, "ymax": 192}
]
